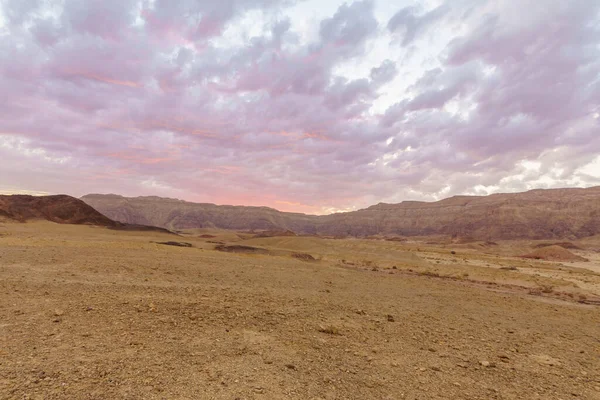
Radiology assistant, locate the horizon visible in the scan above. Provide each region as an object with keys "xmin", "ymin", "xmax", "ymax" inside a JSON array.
[
  {"xmin": 2, "ymin": 184, "xmax": 599, "ymax": 216},
  {"xmin": 1, "ymin": 0, "xmax": 599, "ymax": 214}
]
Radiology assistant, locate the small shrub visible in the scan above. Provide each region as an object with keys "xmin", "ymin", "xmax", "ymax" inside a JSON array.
[
  {"xmin": 291, "ymin": 253, "xmax": 316, "ymax": 262},
  {"xmin": 540, "ymin": 284, "xmax": 554, "ymax": 294},
  {"xmin": 419, "ymin": 271, "xmax": 441, "ymax": 278}
]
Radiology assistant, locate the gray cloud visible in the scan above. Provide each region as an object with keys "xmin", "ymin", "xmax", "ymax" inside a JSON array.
[
  {"xmin": 387, "ymin": 4, "xmax": 450, "ymax": 46},
  {"xmin": 0, "ymin": 0, "xmax": 598, "ymax": 212}
]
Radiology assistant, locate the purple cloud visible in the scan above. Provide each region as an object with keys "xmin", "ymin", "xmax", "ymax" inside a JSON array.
[
  {"xmin": 0, "ymin": 0, "xmax": 599, "ymax": 213},
  {"xmin": 388, "ymin": 4, "xmax": 450, "ymax": 46}
]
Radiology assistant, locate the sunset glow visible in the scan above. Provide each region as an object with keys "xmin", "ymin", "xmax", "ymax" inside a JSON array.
[{"xmin": 0, "ymin": 0, "xmax": 598, "ymax": 212}]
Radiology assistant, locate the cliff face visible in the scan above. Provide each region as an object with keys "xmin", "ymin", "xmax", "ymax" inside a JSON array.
[
  {"xmin": 316, "ymin": 188, "xmax": 600, "ymax": 239},
  {"xmin": 81, "ymin": 186, "xmax": 600, "ymax": 240},
  {"xmin": 80, "ymin": 194, "xmax": 318, "ymax": 233}
]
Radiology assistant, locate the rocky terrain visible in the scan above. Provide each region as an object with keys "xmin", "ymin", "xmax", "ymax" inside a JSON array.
[
  {"xmin": 83, "ymin": 186, "xmax": 600, "ymax": 240},
  {"xmin": 0, "ymin": 222, "xmax": 599, "ymax": 399}
]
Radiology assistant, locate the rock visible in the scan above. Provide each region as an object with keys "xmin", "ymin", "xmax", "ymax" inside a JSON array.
[
  {"xmin": 386, "ymin": 315, "xmax": 395, "ymax": 322},
  {"xmin": 530, "ymin": 354, "xmax": 561, "ymax": 367},
  {"xmin": 479, "ymin": 361, "xmax": 495, "ymax": 367},
  {"xmin": 53, "ymin": 309, "xmax": 64, "ymax": 316},
  {"xmin": 431, "ymin": 366, "xmax": 441, "ymax": 371}
]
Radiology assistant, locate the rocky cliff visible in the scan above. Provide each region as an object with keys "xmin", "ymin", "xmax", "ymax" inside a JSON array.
[{"xmin": 81, "ymin": 187, "xmax": 600, "ymax": 240}]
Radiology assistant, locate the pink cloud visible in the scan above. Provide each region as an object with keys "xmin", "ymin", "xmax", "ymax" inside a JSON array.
[{"xmin": 0, "ymin": 0, "xmax": 598, "ymax": 212}]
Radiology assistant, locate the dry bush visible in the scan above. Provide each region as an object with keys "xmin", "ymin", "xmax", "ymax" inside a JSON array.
[
  {"xmin": 418, "ymin": 270, "xmax": 441, "ymax": 278},
  {"xmin": 540, "ymin": 284, "xmax": 554, "ymax": 293},
  {"xmin": 291, "ymin": 252, "xmax": 317, "ymax": 262}
]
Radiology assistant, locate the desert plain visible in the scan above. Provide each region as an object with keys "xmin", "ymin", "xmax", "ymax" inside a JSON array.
[{"xmin": 1, "ymin": 221, "xmax": 599, "ymax": 399}]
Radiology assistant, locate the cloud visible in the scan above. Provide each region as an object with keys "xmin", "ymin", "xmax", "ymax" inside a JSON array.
[
  {"xmin": 0, "ymin": 0, "xmax": 598, "ymax": 212},
  {"xmin": 370, "ymin": 59, "xmax": 397, "ymax": 86},
  {"xmin": 319, "ymin": 0, "xmax": 378, "ymax": 50},
  {"xmin": 387, "ymin": 4, "xmax": 450, "ymax": 46}
]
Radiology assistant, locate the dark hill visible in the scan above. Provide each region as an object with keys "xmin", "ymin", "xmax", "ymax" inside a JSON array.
[
  {"xmin": 0, "ymin": 195, "xmax": 173, "ymax": 234},
  {"xmin": 0, "ymin": 195, "xmax": 118, "ymax": 226}
]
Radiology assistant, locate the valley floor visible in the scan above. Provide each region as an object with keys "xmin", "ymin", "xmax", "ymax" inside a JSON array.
[{"xmin": 0, "ymin": 222, "xmax": 599, "ymax": 399}]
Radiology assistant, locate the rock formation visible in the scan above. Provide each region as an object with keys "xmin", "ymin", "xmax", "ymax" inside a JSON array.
[{"xmin": 81, "ymin": 186, "xmax": 600, "ymax": 240}]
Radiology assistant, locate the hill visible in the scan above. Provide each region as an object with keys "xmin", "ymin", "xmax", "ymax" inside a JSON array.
[
  {"xmin": 81, "ymin": 186, "xmax": 600, "ymax": 240},
  {"xmin": 0, "ymin": 195, "xmax": 118, "ymax": 226},
  {"xmin": 80, "ymin": 194, "xmax": 317, "ymax": 233},
  {"xmin": 0, "ymin": 194, "xmax": 173, "ymax": 234},
  {"xmin": 521, "ymin": 245, "xmax": 589, "ymax": 262}
]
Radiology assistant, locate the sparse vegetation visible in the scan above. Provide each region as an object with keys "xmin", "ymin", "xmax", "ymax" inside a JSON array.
[{"xmin": 540, "ymin": 284, "xmax": 555, "ymax": 294}]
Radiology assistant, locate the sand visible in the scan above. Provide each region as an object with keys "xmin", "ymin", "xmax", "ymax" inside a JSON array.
[{"xmin": 0, "ymin": 221, "xmax": 599, "ymax": 399}]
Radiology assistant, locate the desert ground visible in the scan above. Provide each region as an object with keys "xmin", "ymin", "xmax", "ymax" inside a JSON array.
[{"xmin": 1, "ymin": 222, "xmax": 599, "ymax": 399}]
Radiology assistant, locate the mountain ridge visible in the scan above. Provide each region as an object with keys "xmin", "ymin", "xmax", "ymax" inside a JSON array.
[{"xmin": 82, "ymin": 186, "xmax": 600, "ymax": 240}]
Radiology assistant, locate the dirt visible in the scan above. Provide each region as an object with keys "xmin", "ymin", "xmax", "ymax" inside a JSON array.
[
  {"xmin": 253, "ymin": 230, "xmax": 297, "ymax": 238},
  {"xmin": 522, "ymin": 245, "xmax": 589, "ymax": 262},
  {"xmin": 534, "ymin": 242, "xmax": 582, "ymax": 250},
  {"xmin": 0, "ymin": 222, "xmax": 599, "ymax": 400},
  {"xmin": 385, "ymin": 237, "xmax": 407, "ymax": 242},
  {"xmin": 214, "ymin": 244, "xmax": 270, "ymax": 254}
]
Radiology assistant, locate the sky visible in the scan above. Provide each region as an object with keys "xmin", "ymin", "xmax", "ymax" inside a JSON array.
[{"xmin": 0, "ymin": 0, "xmax": 599, "ymax": 214}]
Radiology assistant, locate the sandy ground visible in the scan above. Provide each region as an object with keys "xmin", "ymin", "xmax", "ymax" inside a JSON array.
[{"xmin": 0, "ymin": 222, "xmax": 599, "ymax": 399}]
